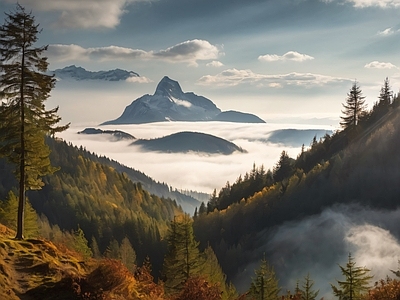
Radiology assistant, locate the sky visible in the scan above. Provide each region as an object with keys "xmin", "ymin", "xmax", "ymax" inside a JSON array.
[{"xmin": 2, "ymin": 0, "xmax": 400, "ymax": 125}]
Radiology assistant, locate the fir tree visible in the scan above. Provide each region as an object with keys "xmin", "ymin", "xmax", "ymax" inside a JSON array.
[
  {"xmin": 0, "ymin": 4, "xmax": 68, "ymax": 240},
  {"xmin": 248, "ymin": 255, "xmax": 280, "ymax": 300},
  {"xmin": 300, "ymin": 273, "xmax": 319, "ymax": 300},
  {"xmin": 331, "ymin": 253, "xmax": 373, "ymax": 300},
  {"xmin": 120, "ymin": 236, "xmax": 137, "ymax": 273},
  {"xmin": 273, "ymin": 150, "xmax": 293, "ymax": 183},
  {"xmin": 163, "ymin": 214, "xmax": 203, "ymax": 295},
  {"xmin": 202, "ymin": 245, "xmax": 238, "ymax": 300},
  {"xmin": 378, "ymin": 77, "xmax": 392, "ymax": 109},
  {"xmin": 340, "ymin": 81, "xmax": 367, "ymax": 130}
]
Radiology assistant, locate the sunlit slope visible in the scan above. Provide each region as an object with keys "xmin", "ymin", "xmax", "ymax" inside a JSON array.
[{"xmin": 0, "ymin": 138, "xmax": 183, "ymax": 274}]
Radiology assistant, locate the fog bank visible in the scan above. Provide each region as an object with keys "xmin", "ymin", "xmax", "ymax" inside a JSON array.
[{"xmin": 234, "ymin": 204, "xmax": 400, "ymax": 299}]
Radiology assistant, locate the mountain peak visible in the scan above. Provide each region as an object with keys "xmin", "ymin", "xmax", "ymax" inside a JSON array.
[{"xmin": 155, "ymin": 76, "xmax": 184, "ymax": 98}]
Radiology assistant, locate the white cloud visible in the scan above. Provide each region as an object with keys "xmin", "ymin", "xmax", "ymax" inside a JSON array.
[
  {"xmin": 364, "ymin": 61, "xmax": 398, "ymax": 69},
  {"xmin": 347, "ymin": 0, "xmax": 400, "ymax": 8},
  {"xmin": 3, "ymin": 0, "xmax": 141, "ymax": 29},
  {"xmin": 47, "ymin": 40, "xmax": 222, "ymax": 66},
  {"xmin": 197, "ymin": 68, "xmax": 348, "ymax": 88},
  {"xmin": 378, "ymin": 27, "xmax": 395, "ymax": 36},
  {"xmin": 323, "ymin": 0, "xmax": 400, "ymax": 8},
  {"xmin": 206, "ymin": 61, "xmax": 224, "ymax": 67},
  {"xmin": 126, "ymin": 76, "xmax": 153, "ymax": 83},
  {"xmin": 258, "ymin": 51, "xmax": 314, "ymax": 62}
]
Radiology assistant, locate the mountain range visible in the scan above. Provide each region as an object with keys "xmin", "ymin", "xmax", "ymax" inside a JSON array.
[
  {"xmin": 102, "ymin": 76, "xmax": 265, "ymax": 125},
  {"xmin": 50, "ymin": 65, "xmax": 140, "ymax": 82}
]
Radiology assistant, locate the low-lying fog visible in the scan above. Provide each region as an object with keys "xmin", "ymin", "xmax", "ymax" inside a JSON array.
[
  {"xmin": 236, "ymin": 204, "xmax": 400, "ymax": 299},
  {"xmin": 57, "ymin": 121, "xmax": 335, "ymax": 194}
]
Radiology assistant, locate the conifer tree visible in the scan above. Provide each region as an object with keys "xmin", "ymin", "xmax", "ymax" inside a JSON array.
[
  {"xmin": 378, "ymin": 77, "xmax": 392, "ymax": 109},
  {"xmin": 248, "ymin": 255, "xmax": 280, "ymax": 300},
  {"xmin": 340, "ymin": 81, "xmax": 367, "ymax": 129},
  {"xmin": 72, "ymin": 226, "xmax": 93, "ymax": 259},
  {"xmin": 163, "ymin": 214, "xmax": 203, "ymax": 295},
  {"xmin": 273, "ymin": 150, "xmax": 293, "ymax": 183},
  {"xmin": 331, "ymin": 253, "xmax": 373, "ymax": 300},
  {"xmin": 120, "ymin": 236, "xmax": 137, "ymax": 273},
  {"xmin": 300, "ymin": 273, "xmax": 319, "ymax": 300},
  {"xmin": 0, "ymin": 4, "xmax": 69, "ymax": 240},
  {"xmin": 202, "ymin": 245, "xmax": 238, "ymax": 300}
]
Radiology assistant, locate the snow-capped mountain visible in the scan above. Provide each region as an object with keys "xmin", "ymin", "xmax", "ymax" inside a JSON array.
[
  {"xmin": 50, "ymin": 65, "xmax": 140, "ymax": 82},
  {"xmin": 102, "ymin": 76, "xmax": 222, "ymax": 124}
]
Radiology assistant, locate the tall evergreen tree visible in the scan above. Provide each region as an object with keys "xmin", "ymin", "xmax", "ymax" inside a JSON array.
[
  {"xmin": 273, "ymin": 150, "xmax": 293, "ymax": 183},
  {"xmin": 202, "ymin": 245, "xmax": 238, "ymax": 300},
  {"xmin": 163, "ymin": 214, "xmax": 203, "ymax": 295},
  {"xmin": 331, "ymin": 253, "xmax": 373, "ymax": 300},
  {"xmin": 378, "ymin": 77, "xmax": 392, "ymax": 109},
  {"xmin": 120, "ymin": 236, "xmax": 137, "ymax": 273},
  {"xmin": 340, "ymin": 81, "xmax": 367, "ymax": 129},
  {"xmin": 0, "ymin": 4, "xmax": 68, "ymax": 239},
  {"xmin": 248, "ymin": 255, "xmax": 280, "ymax": 300}
]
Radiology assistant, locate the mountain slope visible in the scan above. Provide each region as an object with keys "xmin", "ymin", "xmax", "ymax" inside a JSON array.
[
  {"xmin": 102, "ymin": 76, "xmax": 221, "ymax": 124},
  {"xmin": 194, "ymin": 106, "xmax": 400, "ymax": 281},
  {"xmin": 133, "ymin": 131, "xmax": 246, "ymax": 154},
  {"xmin": 212, "ymin": 110, "xmax": 265, "ymax": 123}
]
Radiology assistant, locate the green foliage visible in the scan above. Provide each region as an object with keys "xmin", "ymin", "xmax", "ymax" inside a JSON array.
[
  {"xmin": 72, "ymin": 226, "xmax": 92, "ymax": 260},
  {"xmin": 0, "ymin": 4, "xmax": 68, "ymax": 239},
  {"xmin": 120, "ymin": 236, "xmax": 137, "ymax": 273},
  {"xmin": 248, "ymin": 255, "xmax": 280, "ymax": 300},
  {"xmin": 0, "ymin": 191, "xmax": 38, "ymax": 238},
  {"xmin": 299, "ymin": 273, "xmax": 319, "ymax": 300},
  {"xmin": 331, "ymin": 253, "xmax": 373, "ymax": 300},
  {"xmin": 163, "ymin": 215, "xmax": 203, "ymax": 295},
  {"xmin": 202, "ymin": 246, "xmax": 238, "ymax": 300}
]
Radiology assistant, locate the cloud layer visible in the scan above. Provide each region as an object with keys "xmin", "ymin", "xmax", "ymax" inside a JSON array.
[
  {"xmin": 3, "ymin": 0, "xmax": 140, "ymax": 29},
  {"xmin": 234, "ymin": 204, "xmax": 400, "ymax": 297},
  {"xmin": 47, "ymin": 40, "xmax": 222, "ymax": 66},
  {"xmin": 197, "ymin": 69, "xmax": 349, "ymax": 88},
  {"xmin": 258, "ymin": 51, "xmax": 314, "ymax": 62},
  {"xmin": 364, "ymin": 61, "xmax": 398, "ymax": 69}
]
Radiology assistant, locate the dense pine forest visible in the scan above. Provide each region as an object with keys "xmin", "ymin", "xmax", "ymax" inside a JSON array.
[{"xmin": 2, "ymin": 4, "xmax": 400, "ymax": 300}]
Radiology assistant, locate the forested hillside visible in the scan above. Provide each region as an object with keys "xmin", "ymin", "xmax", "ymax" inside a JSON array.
[
  {"xmin": 194, "ymin": 92, "xmax": 400, "ymax": 282},
  {"xmin": 0, "ymin": 138, "xmax": 183, "ymax": 276}
]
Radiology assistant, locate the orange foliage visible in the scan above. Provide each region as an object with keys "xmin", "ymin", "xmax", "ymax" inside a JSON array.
[
  {"xmin": 134, "ymin": 259, "xmax": 165, "ymax": 299},
  {"xmin": 170, "ymin": 276, "xmax": 222, "ymax": 300},
  {"xmin": 364, "ymin": 278, "xmax": 400, "ymax": 300}
]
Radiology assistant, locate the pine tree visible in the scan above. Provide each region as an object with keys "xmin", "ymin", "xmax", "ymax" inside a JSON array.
[
  {"xmin": 202, "ymin": 245, "xmax": 238, "ymax": 300},
  {"xmin": 163, "ymin": 214, "xmax": 203, "ymax": 295},
  {"xmin": 72, "ymin": 226, "xmax": 93, "ymax": 259},
  {"xmin": 273, "ymin": 150, "xmax": 293, "ymax": 183},
  {"xmin": 248, "ymin": 255, "xmax": 280, "ymax": 300},
  {"xmin": 340, "ymin": 81, "xmax": 367, "ymax": 130},
  {"xmin": 300, "ymin": 273, "xmax": 319, "ymax": 300},
  {"xmin": 331, "ymin": 253, "xmax": 373, "ymax": 300},
  {"xmin": 378, "ymin": 77, "xmax": 392, "ymax": 109},
  {"xmin": 120, "ymin": 236, "xmax": 137, "ymax": 273},
  {"xmin": 0, "ymin": 4, "xmax": 69, "ymax": 240}
]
